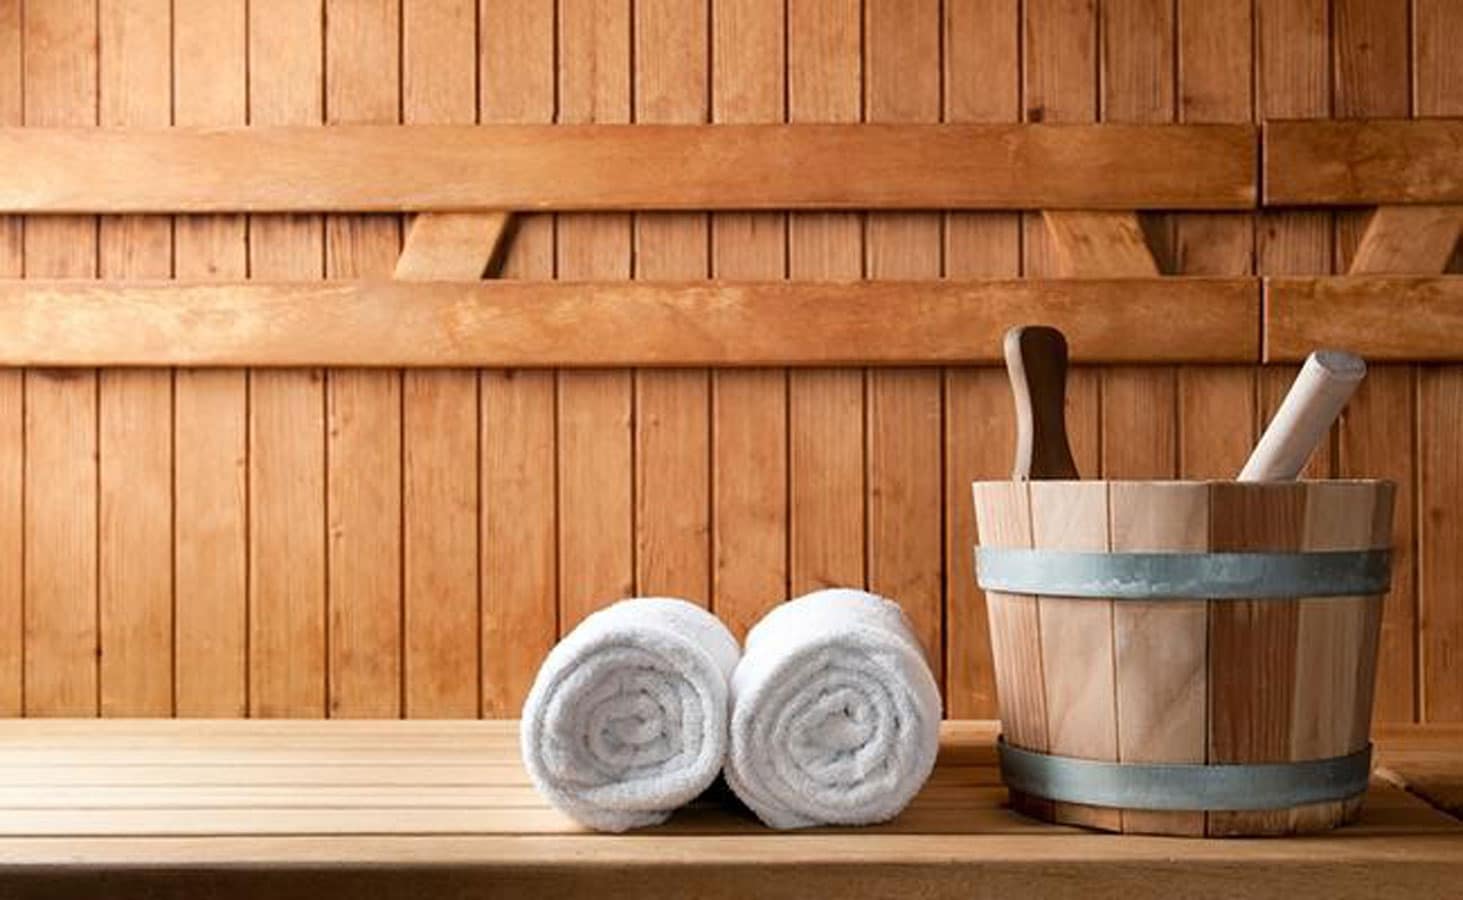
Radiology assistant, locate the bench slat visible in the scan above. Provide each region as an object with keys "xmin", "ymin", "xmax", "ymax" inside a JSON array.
[{"xmin": 0, "ymin": 720, "xmax": 1455, "ymax": 899}]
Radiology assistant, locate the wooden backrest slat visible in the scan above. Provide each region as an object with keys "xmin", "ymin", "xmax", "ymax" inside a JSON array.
[
  {"xmin": 1264, "ymin": 119, "xmax": 1463, "ymax": 206},
  {"xmin": 0, "ymin": 123, "xmax": 1257, "ymax": 213},
  {"xmin": 0, "ymin": 279, "xmax": 1260, "ymax": 367}
]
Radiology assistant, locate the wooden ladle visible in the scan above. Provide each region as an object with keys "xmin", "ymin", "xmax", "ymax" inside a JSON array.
[{"xmin": 1004, "ymin": 325, "xmax": 1079, "ymax": 481}]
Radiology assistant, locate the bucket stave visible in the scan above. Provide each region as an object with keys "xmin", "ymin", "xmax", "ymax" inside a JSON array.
[{"xmin": 971, "ymin": 479, "xmax": 1394, "ymax": 837}]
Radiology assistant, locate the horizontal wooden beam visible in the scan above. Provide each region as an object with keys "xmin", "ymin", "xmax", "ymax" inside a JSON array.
[
  {"xmin": 0, "ymin": 124, "xmax": 1257, "ymax": 213},
  {"xmin": 1264, "ymin": 119, "xmax": 1463, "ymax": 206},
  {"xmin": 0, "ymin": 279, "xmax": 1259, "ymax": 367},
  {"xmin": 1264, "ymin": 277, "xmax": 1463, "ymax": 362}
]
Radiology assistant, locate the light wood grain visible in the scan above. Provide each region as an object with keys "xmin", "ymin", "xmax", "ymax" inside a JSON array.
[
  {"xmin": 0, "ymin": 720, "xmax": 1454, "ymax": 897},
  {"xmin": 633, "ymin": 0, "xmax": 712, "ymax": 608},
  {"xmin": 1030, "ymin": 481, "xmax": 1119, "ymax": 831},
  {"xmin": 1264, "ymin": 277, "xmax": 1463, "ymax": 362},
  {"xmin": 1419, "ymin": 368, "xmax": 1463, "ymax": 721},
  {"xmin": 1348, "ymin": 206, "xmax": 1463, "ymax": 275},
  {"xmin": 1020, "ymin": 0, "xmax": 1101, "ymax": 484},
  {"xmin": 709, "ymin": 0, "xmax": 788, "ymax": 640},
  {"xmin": 787, "ymin": 0, "xmax": 865, "ymax": 598},
  {"xmin": 1330, "ymin": 0, "xmax": 1419, "ymax": 727},
  {"xmin": 0, "ymin": 123, "xmax": 1258, "ymax": 213},
  {"xmin": 396, "ymin": 0, "xmax": 484, "ymax": 719},
  {"xmin": 1376, "ymin": 722, "xmax": 1463, "ymax": 818},
  {"xmin": 946, "ymin": 369, "xmax": 1013, "ymax": 718},
  {"xmin": 22, "ymin": 0, "xmax": 100, "ymax": 717},
  {"xmin": 971, "ymin": 481, "xmax": 1049, "ymax": 822},
  {"xmin": 1096, "ymin": 0, "xmax": 1179, "ymax": 490},
  {"xmin": 322, "ymin": 0, "xmax": 404, "ymax": 720},
  {"xmin": 865, "ymin": 0, "xmax": 944, "ymax": 678},
  {"xmin": 1414, "ymin": 0, "xmax": 1463, "ymax": 724},
  {"xmin": 477, "ymin": 0, "xmax": 557, "ymax": 716},
  {"xmin": 396, "ymin": 212, "xmax": 511, "ymax": 280},
  {"xmin": 555, "ymin": 0, "xmax": 634, "ymax": 632},
  {"xmin": 1265, "ymin": 118, "xmax": 1463, "ymax": 205},
  {"xmin": 94, "ymin": 0, "xmax": 174, "ymax": 718},
  {"xmin": 1110, "ymin": 482, "xmax": 1208, "ymax": 836},
  {"xmin": 172, "ymin": 0, "xmax": 249, "ymax": 718},
  {"xmin": 1338, "ymin": 364, "xmax": 1416, "ymax": 724},
  {"xmin": 0, "ymin": 0, "xmax": 17, "ymax": 715},
  {"xmin": 1042, "ymin": 211, "xmax": 1159, "ymax": 277},
  {"xmin": 1256, "ymin": 0, "xmax": 1336, "ymax": 486},
  {"xmin": 942, "ymin": 0, "xmax": 1021, "ymax": 718},
  {"xmin": 246, "ymin": 0, "xmax": 327, "ymax": 718},
  {"xmin": 0, "ymin": 278, "xmax": 1262, "ymax": 368},
  {"xmin": 1289, "ymin": 481, "xmax": 1391, "ymax": 830}
]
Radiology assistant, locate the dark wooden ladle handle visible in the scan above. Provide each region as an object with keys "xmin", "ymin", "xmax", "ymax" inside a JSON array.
[{"xmin": 1004, "ymin": 325, "xmax": 1079, "ymax": 481}]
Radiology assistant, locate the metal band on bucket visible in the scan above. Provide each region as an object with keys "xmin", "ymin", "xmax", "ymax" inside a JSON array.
[
  {"xmin": 996, "ymin": 737, "xmax": 1372, "ymax": 811},
  {"xmin": 975, "ymin": 548, "xmax": 1390, "ymax": 600}
]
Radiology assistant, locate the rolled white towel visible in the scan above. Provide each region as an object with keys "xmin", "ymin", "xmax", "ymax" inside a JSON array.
[
  {"xmin": 726, "ymin": 588, "xmax": 942, "ymax": 829},
  {"xmin": 520, "ymin": 597, "xmax": 739, "ymax": 832}
]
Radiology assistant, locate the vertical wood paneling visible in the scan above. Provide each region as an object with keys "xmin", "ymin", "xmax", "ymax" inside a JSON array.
[
  {"xmin": 1332, "ymin": 0, "xmax": 1416, "ymax": 725},
  {"xmin": 942, "ymin": 0, "xmax": 1020, "ymax": 719},
  {"xmin": 1099, "ymin": 0, "xmax": 1177, "ymax": 482},
  {"xmin": 1102, "ymin": 0, "xmax": 1198, "ymax": 835},
  {"xmin": 22, "ymin": 0, "xmax": 100, "ymax": 717},
  {"xmin": 556, "ymin": 0, "xmax": 634, "ymax": 630},
  {"xmin": 1022, "ymin": 0, "xmax": 1099, "ymax": 476},
  {"xmin": 1257, "ymin": 0, "xmax": 1334, "ymax": 480},
  {"xmin": 324, "ymin": 0, "xmax": 403, "ymax": 718},
  {"xmin": 173, "ymin": 0, "xmax": 249, "ymax": 718},
  {"xmin": 1175, "ymin": 0, "xmax": 1256, "ymax": 480},
  {"xmin": 788, "ymin": 0, "xmax": 865, "ymax": 596},
  {"xmin": 0, "ymin": 1, "xmax": 19, "ymax": 716},
  {"xmin": 248, "ymin": 0, "xmax": 327, "ymax": 718},
  {"xmin": 865, "ymin": 0, "xmax": 944, "ymax": 681},
  {"xmin": 634, "ymin": 0, "xmax": 711, "ymax": 605},
  {"xmin": 1415, "ymin": 0, "xmax": 1463, "ymax": 723},
  {"xmin": 710, "ymin": 0, "xmax": 788, "ymax": 640},
  {"xmin": 400, "ymin": 0, "xmax": 480, "ymax": 719},
  {"xmin": 97, "ymin": 0, "xmax": 174, "ymax": 717},
  {"xmin": 480, "ymin": 0, "xmax": 557, "ymax": 716},
  {"xmin": 2, "ymin": 0, "xmax": 1458, "ymax": 725}
]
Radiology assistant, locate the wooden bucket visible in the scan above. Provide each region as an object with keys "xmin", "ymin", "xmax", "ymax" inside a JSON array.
[{"xmin": 971, "ymin": 479, "xmax": 1394, "ymax": 837}]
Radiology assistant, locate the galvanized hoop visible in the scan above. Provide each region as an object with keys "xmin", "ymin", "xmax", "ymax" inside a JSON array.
[
  {"xmin": 997, "ymin": 737, "xmax": 1373, "ymax": 811},
  {"xmin": 975, "ymin": 548, "xmax": 1390, "ymax": 600}
]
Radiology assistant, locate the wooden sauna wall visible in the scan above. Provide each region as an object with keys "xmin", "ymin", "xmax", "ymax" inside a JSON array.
[{"xmin": 0, "ymin": 0, "xmax": 1459, "ymax": 722}]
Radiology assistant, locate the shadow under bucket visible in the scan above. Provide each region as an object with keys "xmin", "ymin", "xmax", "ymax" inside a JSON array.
[{"xmin": 971, "ymin": 478, "xmax": 1395, "ymax": 837}]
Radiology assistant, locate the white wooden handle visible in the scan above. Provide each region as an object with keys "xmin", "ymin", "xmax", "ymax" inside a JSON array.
[{"xmin": 1238, "ymin": 350, "xmax": 1366, "ymax": 482}]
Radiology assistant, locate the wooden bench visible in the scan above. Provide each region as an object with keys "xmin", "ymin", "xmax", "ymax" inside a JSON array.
[{"xmin": 0, "ymin": 720, "xmax": 1458, "ymax": 899}]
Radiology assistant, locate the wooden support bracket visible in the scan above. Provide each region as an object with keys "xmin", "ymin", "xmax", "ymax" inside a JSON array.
[
  {"xmin": 1348, "ymin": 205, "xmax": 1463, "ymax": 276},
  {"xmin": 1041, "ymin": 210, "xmax": 1160, "ymax": 277},
  {"xmin": 395, "ymin": 212, "xmax": 514, "ymax": 280}
]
